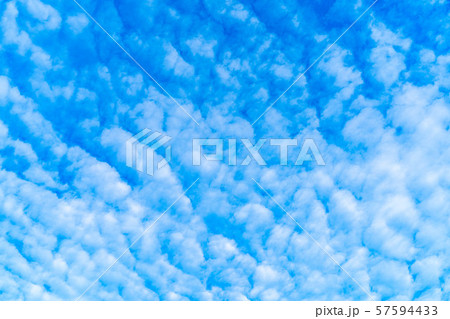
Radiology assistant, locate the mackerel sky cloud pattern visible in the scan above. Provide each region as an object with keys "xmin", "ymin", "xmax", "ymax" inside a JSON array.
[{"xmin": 0, "ymin": 0, "xmax": 449, "ymax": 301}]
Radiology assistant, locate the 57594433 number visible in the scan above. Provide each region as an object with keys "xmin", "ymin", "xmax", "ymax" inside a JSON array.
[{"xmin": 376, "ymin": 306, "xmax": 438, "ymax": 316}]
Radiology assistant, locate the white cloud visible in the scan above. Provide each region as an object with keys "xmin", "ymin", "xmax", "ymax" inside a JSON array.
[
  {"xmin": 186, "ymin": 36, "xmax": 217, "ymax": 59},
  {"xmin": 370, "ymin": 23, "xmax": 411, "ymax": 87},
  {"xmin": 21, "ymin": 0, "xmax": 61, "ymax": 30},
  {"xmin": 67, "ymin": 13, "xmax": 89, "ymax": 34},
  {"xmin": 164, "ymin": 43, "xmax": 195, "ymax": 77}
]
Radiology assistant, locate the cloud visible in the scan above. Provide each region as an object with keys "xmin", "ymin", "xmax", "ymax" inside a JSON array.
[
  {"xmin": 163, "ymin": 43, "xmax": 195, "ymax": 78},
  {"xmin": 67, "ymin": 13, "xmax": 89, "ymax": 34},
  {"xmin": 369, "ymin": 23, "xmax": 411, "ymax": 87},
  {"xmin": 0, "ymin": 0, "xmax": 449, "ymax": 302}
]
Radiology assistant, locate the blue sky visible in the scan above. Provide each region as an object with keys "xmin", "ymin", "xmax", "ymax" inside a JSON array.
[{"xmin": 0, "ymin": 0, "xmax": 449, "ymax": 300}]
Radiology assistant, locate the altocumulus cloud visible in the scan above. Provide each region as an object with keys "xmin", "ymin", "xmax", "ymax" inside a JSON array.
[{"xmin": 0, "ymin": 0, "xmax": 449, "ymax": 301}]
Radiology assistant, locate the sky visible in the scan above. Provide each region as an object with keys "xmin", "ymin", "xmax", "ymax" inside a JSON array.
[{"xmin": 0, "ymin": 0, "xmax": 449, "ymax": 301}]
